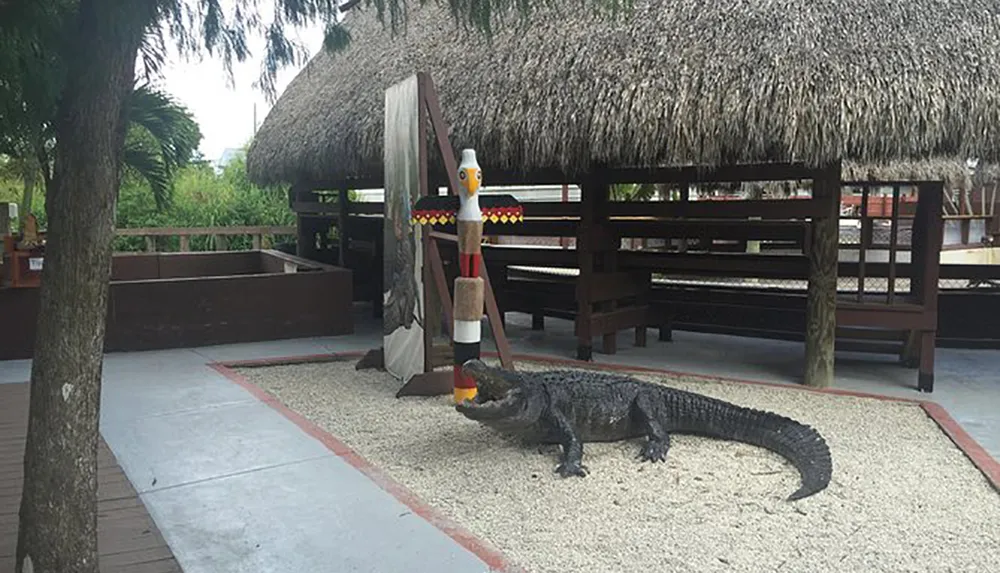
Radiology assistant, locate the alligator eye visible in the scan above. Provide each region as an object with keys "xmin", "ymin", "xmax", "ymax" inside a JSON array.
[
  {"xmin": 475, "ymin": 170, "xmax": 482, "ymax": 181},
  {"xmin": 458, "ymin": 170, "xmax": 466, "ymax": 180}
]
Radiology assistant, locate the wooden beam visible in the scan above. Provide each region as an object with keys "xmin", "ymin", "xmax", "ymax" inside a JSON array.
[
  {"xmin": 804, "ymin": 163, "xmax": 841, "ymax": 388},
  {"xmin": 292, "ymin": 201, "xmax": 339, "ymax": 215},
  {"xmin": 419, "ymin": 73, "xmax": 462, "ymax": 196},
  {"xmin": 578, "ymin": 271, "xmax": 649, "ymax": 303},
  {"xmin": 575, "ymin": 176, "xmax": 606, "ymax": 360},
  {"xmin": 479, "ymin": 259, "xmax": 515, "ymax": 370},
  {"xmin": 613, "ymin": 219, "xmax": 806, "ymax": 242},
  {"xmin": 427, "ymin": 238, "xmax": 454, "ymax": 332},
  {"xmin": 337, "ymin": 188, "xmax": 349, "ymax": 267},
  {"xmin": 116, "ymin": 225, "xmax": 296, "ymax": 236},
  {"xmin": 607, "ymin": 198, "xmax": 826, "ymax": 219}
]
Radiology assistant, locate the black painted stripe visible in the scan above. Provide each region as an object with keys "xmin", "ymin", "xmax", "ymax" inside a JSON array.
[{"xmin": 453, "ymin": 341, "xmax": 481, "ymax": 365}]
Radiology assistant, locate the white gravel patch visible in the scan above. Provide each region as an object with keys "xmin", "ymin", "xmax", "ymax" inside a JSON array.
[{"xmin": 235, "ymin": 357, "xmax": 1000, "ymax": 573}]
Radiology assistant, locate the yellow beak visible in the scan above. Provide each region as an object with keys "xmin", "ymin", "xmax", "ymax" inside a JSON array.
[{"xmin": 462, "ymin": 168, "xmax": 480, "ymax": 197}]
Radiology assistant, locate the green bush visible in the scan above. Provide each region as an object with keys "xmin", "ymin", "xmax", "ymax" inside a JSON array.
[{"xmin": 112, "ymin": 153, "xmax": 295, "ymax": 252}]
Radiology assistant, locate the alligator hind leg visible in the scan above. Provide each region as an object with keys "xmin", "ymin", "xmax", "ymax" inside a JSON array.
[{"xmin": 634, "ymin": 394, "xmax": 671, "ymax": 463}]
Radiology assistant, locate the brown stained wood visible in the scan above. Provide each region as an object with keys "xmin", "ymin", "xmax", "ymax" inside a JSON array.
[
  {"xmin": 419, "ymin": 73, "xmax": 462, "ymax": 196},
  {"xmin": 427, "ymin": 231, "xmax": 514, "ymax": 370},
  {"xmin": 116, "ymin": 225, "xmax": 295, "ymax": 237},
  {"xmin": 575, "ymin": 180, "xmax": 601, "ymax": 359},
  {"xmin": 804, "ymin": 166, "xmax": 841, "ymax": 388},
  {"xmin": 887, "ymin": 184, "xmax": 902, "ymax": 304},
  {"xmin": 303, "ymin": 161, "xmax": 822, "ymax": 190},
  {"xmin": 478, "ymin": 260, "xmax": 515, "ymax": 371},
  {"xmin": 614, "ymin": 219, "xmax": 806, "ymax": 242},
  {"xmin": 576, "ymin": 226, "xmax": 620, "ymax": 254},
  {"xmin": 577, "ymin": 306, "xmax": 651, "ymax": 337},
  {"xmin": 857, "ymin": 187, "xmax": 869, "ymax": 302},
  {"xmin": 0, "ymin": 383, "xmax": 181, "ymax": 572},
  {"xmin": 915, "ymin": 182, "xmax": 945, "ymax": 392},
  {"xmin": 394, "ymin": 370, "xmax": 454, "ymax": 398},
  {"xmin": 581, "ymin": 271, "xmax": 650, "ymax": 303},
  {"xmin": 430, "ymin": 343, "xmax": 455, "ymax": 368},
  {"xmin": 416, "ymin": 85, "xmax": 441, "ymax": 374},
  {"xmin": 916, "ymin": 183, "xmax": 946, "ymax": 314},
  {"xmin": 520, "ymin": 202, "xmax": 582, "ymax": 217},
  {"xmin": 436, "ymin": 219, "xmax": 578, "ymax": 237},
  {"xmin": 291, "ymin": 201, "xmax": 340, "ymax": 215},
  {"xmin": 2, "ymin": 251, "xmax": 353, "ymax": 361},
  {"xmin": 606, "ymin": 198, "xmax": 827, "ymax": 219},
  {"xmin": 427, "ymin": 238, "xmax": 454, "ymax": 333}
]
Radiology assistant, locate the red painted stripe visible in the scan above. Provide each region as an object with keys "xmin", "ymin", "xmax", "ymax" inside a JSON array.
[
  {"xmin": 459, "ymin": 254, "xmax": 471, "ymax": 277},
  {"xmin": 212, "ymin": 350, "xmax": 1000, "ymax": 500},
  {"xmin": 452, "ymin": 365, "xmax": 476, "ymax": 389},
  {"xmin": 468, "ymin": 254, "xmax": 481, "ymax": 278},
  {"xmin": 209, "ymin": 362, "xmax": 524, "ymax": 573}
]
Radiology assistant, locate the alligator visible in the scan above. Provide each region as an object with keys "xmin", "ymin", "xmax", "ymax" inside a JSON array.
[{"xmin": 454, "ymin": 359, "xmax": 833, "ymax": 501}]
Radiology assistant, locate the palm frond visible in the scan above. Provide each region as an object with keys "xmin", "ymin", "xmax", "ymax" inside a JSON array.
[
  {"xmin": 128, "ymin": 84, "xmax": 202, "ymax": 170},
  {"xmin": 122, "ymin": 137, "xmax": 172, "ymax": 210}
]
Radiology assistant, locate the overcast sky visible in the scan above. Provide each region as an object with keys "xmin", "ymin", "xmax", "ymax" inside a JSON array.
[{"xmin": 156, "ymin": 19, "xmax": 327, "ymax": 163}]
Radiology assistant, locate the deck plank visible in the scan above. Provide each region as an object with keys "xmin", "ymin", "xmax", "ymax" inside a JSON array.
[{"xmin": 0, "ymin": 382, "xmax": 182, "ymax": 572}]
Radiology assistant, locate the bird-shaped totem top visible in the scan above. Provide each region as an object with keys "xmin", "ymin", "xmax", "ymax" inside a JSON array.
[{"xmin": 411, "ymin": 149, "xmax": 523, "ymax": 226}]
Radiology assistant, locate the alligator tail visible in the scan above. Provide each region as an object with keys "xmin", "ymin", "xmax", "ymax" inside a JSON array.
[{"xmin": 672, "ymin": 392, "xmax": 833, "ymax": 501}]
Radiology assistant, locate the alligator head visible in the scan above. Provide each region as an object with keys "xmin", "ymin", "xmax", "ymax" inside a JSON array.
[{"xmin": 454, "ymin": 359, "xmax": 536, "ymax": 426}]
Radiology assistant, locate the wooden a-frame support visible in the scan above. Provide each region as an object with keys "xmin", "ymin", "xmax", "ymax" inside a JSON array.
[{"xmin": 395, "ymin": 72, "xmax": 515, "ymax": 397}]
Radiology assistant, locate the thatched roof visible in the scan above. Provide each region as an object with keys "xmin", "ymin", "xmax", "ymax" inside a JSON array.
[{"xmin": 247, "ymin": 0, "xmax": 1000, "ymax": 188}]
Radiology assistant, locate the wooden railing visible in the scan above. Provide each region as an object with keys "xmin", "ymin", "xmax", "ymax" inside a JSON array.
[{"xmin": 115, "ymin": 226, "xmax": 296, "ymax": 253}]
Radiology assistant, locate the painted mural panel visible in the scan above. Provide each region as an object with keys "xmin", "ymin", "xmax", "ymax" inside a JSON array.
[{"xmin": 382, "ymin": 75, "xmax": 425, "ymax": 382}]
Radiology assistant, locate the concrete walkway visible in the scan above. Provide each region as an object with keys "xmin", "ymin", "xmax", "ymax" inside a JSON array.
[
  {"xmin": 1, "ymin": 305, "xmax": 997, "ymax": 572},
  {"xmin": 0, "ymin": 334, "xmax": 497, "ymax": 573}
]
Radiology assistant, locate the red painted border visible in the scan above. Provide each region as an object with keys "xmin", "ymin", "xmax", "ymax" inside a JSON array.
[
  {"xmin": 921, "ymin": 402, "xmax": 1000, "ymax": 489},
  {"xmin": 208, "ymin": 361, "xmax": 526, "ymax": 573},
  {"xmin": 214, "ymin": 349, "xmax": 1000, "ymax": 543}
]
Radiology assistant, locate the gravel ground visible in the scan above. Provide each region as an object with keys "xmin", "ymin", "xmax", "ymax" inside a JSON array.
[{"xmin": 235, "ymin": 358, "xmax": 1000, "ymax": 573}]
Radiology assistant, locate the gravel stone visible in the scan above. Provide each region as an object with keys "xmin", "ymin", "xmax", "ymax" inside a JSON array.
[{"xmin": 235, "ymin": 357, "xmax": 1000, "ymax": 573}]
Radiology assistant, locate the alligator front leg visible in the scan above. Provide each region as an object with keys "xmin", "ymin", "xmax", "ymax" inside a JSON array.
[
  {"xmin": 548, "ymin": 409, "xmax": 587, "ymax": 477},
  {"xmin": 634, "ymin": 394, "xmax": 671, "ymax": 463}
]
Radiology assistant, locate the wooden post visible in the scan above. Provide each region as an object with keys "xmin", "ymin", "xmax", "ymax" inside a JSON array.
[
  {"xmin": 804, "ymin": 163, "xmax": 840, "ymax": 388},
  {"xmin": 251, "ymin": 235, "xmax": 261, "ymax": 250},
  {"xmin": 144, "ymin": 236, "xmax": 155, "ymax": 252},
  {"xmin": 0, "ymin": 203, "xmax": 11, "ymax": 238},
  {"xmin": 559, "ymin": 184, "xmax": 570, "ymax": 249},
  {"xmin": 911, "ymin": 182, "xmax": 944, "ymax": 392},
  {"xmin": 290, "ymin": 183, "xmax": 311, "ymax": 259},
  {"xmin": 576, "ymin": 175, "xmax": 605, "ymax": 360},
  {"xmin": 338, "ymin": 186, "xmax": 350, "ymax": 267},
  {"xmin": 179, "ymin": 235, "xmax": 190, "ymax": 252}
]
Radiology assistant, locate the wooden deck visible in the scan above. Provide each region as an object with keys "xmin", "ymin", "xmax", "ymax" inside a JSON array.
[{"xmin": 0, "ymin": 382, "xmax": 181, "ymax": 572}]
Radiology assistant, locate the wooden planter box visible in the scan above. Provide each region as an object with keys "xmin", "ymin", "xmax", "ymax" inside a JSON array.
[{"xmin": 1, "ymin": 249, "xmax": 353, "ymax": 360}]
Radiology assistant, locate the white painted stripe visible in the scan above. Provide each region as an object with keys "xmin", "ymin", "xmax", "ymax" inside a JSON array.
[{"xmin": 453, "ymin": 320, "xmax": 481, "ymax": 343}]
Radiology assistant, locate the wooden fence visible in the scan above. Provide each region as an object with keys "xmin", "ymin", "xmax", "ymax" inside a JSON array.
[{"xmin": 114, "ymin": 225, "xmax": 296, "ymax": 253}]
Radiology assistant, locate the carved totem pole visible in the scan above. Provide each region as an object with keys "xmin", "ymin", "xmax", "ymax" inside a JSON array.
[{"xmin": 412, "ymin": 149, "xmax": 523, "ymax": 402}]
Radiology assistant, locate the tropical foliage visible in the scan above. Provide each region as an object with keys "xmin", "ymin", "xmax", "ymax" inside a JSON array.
[{"xmin": 1, "ymin": 144, "xmax": 295, "ymax": 250}]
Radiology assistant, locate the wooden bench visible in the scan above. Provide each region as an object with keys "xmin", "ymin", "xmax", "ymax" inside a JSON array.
[{"xmin": 483, "ymin": 181, "xmax": 945, "ymax": 392}]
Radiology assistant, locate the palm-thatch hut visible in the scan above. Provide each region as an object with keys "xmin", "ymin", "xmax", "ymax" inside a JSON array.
[
  {"xmin": 248, "ymin": 0, "xmax": 1000, "ymax": 186},
  {"xmin": 247, "ymin": 0, "xmax": 1000, "ymax": 389}
]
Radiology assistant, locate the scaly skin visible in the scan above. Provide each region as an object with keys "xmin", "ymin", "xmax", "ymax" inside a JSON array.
[{"xmin": 455, "ymin": 360, "xmax": 833, "ymax": 501}]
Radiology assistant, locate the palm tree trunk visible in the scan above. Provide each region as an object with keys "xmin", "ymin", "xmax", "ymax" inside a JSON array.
[{"xmin": 16, "ymin": 1, "xmax": 151, "ymax": 571}]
